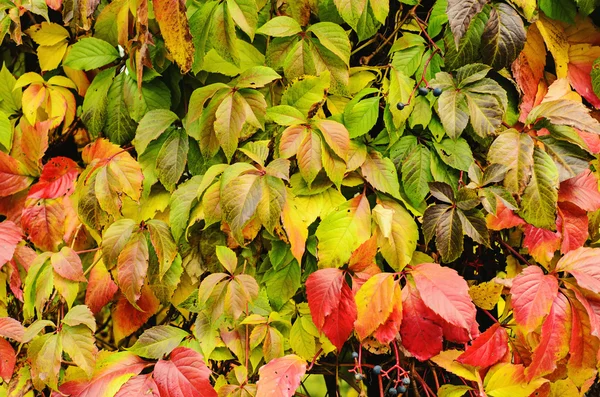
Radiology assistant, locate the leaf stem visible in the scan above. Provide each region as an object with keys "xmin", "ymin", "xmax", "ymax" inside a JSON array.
[{"xmin": 497, "ymin": 237, "xmax": 532, "ymax": 267}]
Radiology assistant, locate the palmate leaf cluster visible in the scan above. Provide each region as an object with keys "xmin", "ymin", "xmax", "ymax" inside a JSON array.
[{"xmin": 4, "ymin": 0, "xmax": 600, "ymax": 396}]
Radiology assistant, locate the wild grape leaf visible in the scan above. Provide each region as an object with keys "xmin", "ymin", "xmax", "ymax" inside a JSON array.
[
  {"xmin": 510, "ymin": 265, "xmax": 559, "ymax": 333},
  {"xmin": 59, "ymin": 351, "xmax": 148, "ymax": 397},
  {"xmin": 527, "ymin": 99, "xmax": 600, "ymax": 134},
  {"xmin": 281, "ymin": 72, "xmax": 330, "ymax": 117},
  {"xmin": 375, "ymin": 197, "xmax": 418, "ymax": 271},
  {"xmin": 354, "ymin": 273, "xmax": 395, "ymax": 340},
  {"xmin": 152, "ymin": 0, "xmax": 194, "ymax": 72},
  {"xmin": 227, "ymin": 0, "xmax": 258, "ymax": 40},
  {"xmin": 566, "ymin": 292, "xmax": 599, "ymax": 387},
  {"xmin": 558, "ymin": 169, "xmax": 600, "ymax": 211},
  {"xmin": 63, "ymin": 37, "xmax": 119, "ymax": 70},
  {"xmin": 50, "ymin": 247, "xmax": 86, "ymax": 282},
  {"xmin": 117, "ymin": 231, "xmax": 149, "ymax": 306},
  {"xmin": 431, "ymin": 350, "xmax": 479, "ymax": 382},
  {"xmin": 146, "ymin": 219, "xmax": 177, "ymax": 278},
  {"xmin": 558, "ymin": 202, "xmax": 588, "ymax": 254},
  {"xmin": 435, "ymin": 206, "xmax": 464, "ymax": 263},
  {"xmin": 256, "ymin": 354, "xmax": 306, "ymax": 397},
  {"xmin": 447, "ymin": 0, "xmax": 487, "ymax": 47},
  {"xmin": 483, "ymin": 363, "xmax": 548, "ymax": 397},
  {"xmin": 400, "ymin": 281, "xmax": 443, "ymax": 361},
  {"xmin": 519, "ymin": 148, "xmax": 559, "ymax": 230},
  {"xmin": 30, "ymin": 333, "xmax": 62, "ymax": 389},
  {"xmin": 0, "ymin": 337, "xmax": 15, "ymax": 382},
  {"xmin": 21, "ymin": 196, "xmax": 70, "ymax": 251},
  {"xmin": 115, "ymin": 374, "xmax": 160, "ymax": 397},
  {"xmin": 113, "ymin": 285, "xmax": 160, "ymax": 342},
  {"xmin": 306, "ymin": 268, "xmax": 356, "ymax": 351},
  {"xmin": 220, "ymin": 173, "xmax": 262, "ymax": 244},
  {"xmin": 0, "ymin": 221, "xmax": 21, "ymax": 268},
  {"xmin": 522, "ymin": 224, "xmax": 561, "ymax": 266},
  {"xmin": 481, "ymin": 3, "xmax": 526, "ymax": 69},
  {"xmin": 154, "ymin": 347, "xmax": 216, "ymax": 397},
  {"xmin": 360, "ymin": 151, "xmax": 400, "ymax": 198},
  {"xmin": 488, "ymin": 130, "xmax": 534, "ymax": 194},
  {"xmin": 555, "ymin": 247, "xmax": 600, "ymax": 293},
  {"xmin": 458, "ymin": 209, "xmax": 490, "ymax": 246},
  {"xmin": 402, "ymin": 145, "xmax": 432, "ymax": 206},
  {"xmin": 525, "ymin": 292, "xmax": 571, "ymax": 380},
  {"xmin": 133, "ymin": 109, "xmax": 179, "ymax": 155},
  {"xmin": 307, "ymin": 22, "xmax": 351, "ymax": 65},
  {"xmin": 60, "ymin": 324, "xmax": 98, "ymax": 377},
  {"xmin": 0, "ymin": 151, "xmax": 34, "ymax": 197},
  {"xmin": 316, "ymin": 194, "xmax": 371, "ymax": 268},
  {"xmin": 28, "ymin": 157, "xmax": 79, "ymax": 199},
  {"xmin": 0, "ymin": 318, "xmax": 24, "ymax": 342},
  {"xmin": 256, "ymin": 16, "xmax": 302, "ymax": 37},
  {"xmin": 128, "ymin": 325, "xmax": 189, "ymax": 359},
  {"xmin": 457, "ymin": 323, "xmax": 508, "ymax": 368},
  {"xmin": 411, "ymin": 263, "xmax": 477, "ymax": 334},
  {"xmin": 209, "ymin": 3, "xmax": 239, "ymax": 67},
  {"xmin": 81, "ymin": 67, "xmax": 115, "ymax": 138}
]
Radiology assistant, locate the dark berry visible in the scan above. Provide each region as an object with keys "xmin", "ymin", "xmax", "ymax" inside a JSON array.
[
  {"xmin": 433, "ymin": 87, "xmax": 443, "ymax": 97},
  {"xmin": 388, "ymin": 387, "xmax": 398, "ymax": 396},
  {"xmin": 354, "ymin": 373, "xmax": 363, "ymax": 381},
  {"xmin": 396, "ymin": 102, "xmax": 405, "ymax": 110},
  {"xmin": 399, "ymin": 385, "xmax": 407, "ymax": 393},
  {"xmin": 351, "ymin": 351, "xmax": 359, "ymax": 359},
  {"xmin": 372, "ymin": 365, "xmax": 382, "ymax": 375},
  {"xmin": 418, "ymin": 86, "xmax": 429, "ymax": 96}
]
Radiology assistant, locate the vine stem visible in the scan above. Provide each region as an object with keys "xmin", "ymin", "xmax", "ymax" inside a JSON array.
[
  {"xmin": 306, "ymin": 348, "xmax": 324, "ymax": 371},
  {"xmin": 497, "ymin": 237, "xmax": 533, "ymax": 267},
  {"xmin": 483, "ymin": 309, "xmax": 500, "ymax": 324}
]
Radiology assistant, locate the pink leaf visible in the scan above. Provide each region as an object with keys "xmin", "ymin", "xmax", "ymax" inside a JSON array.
[
  {"xmin": 558, "ymin": 170, "xmax": 600, "ymax": 212},
  {"xmin": 555, "ymin": 247, "xmax": 600, "ymax": 293},
  {"xmin": 0, "ymin": 221, "xmax": 22, "ymax": 269},
  {"xmin": 256, "ymin": 354, "xmax": 307, "ymax": 397},
  {"xmin": 511, "ymin": 266, "xmax": 559, "ymax": 333}
]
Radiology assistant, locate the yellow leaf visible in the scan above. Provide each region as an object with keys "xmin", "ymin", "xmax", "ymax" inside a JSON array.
[
  {"xmin": 536, "ymin": 15, "xmax": 569, "ymax": 79},
  {"xmin": 26, "ymin": 22, "xmax": 69, "ymax": 46},
  {"xmin": 508, "ymin": 0, "xmax": 536, "ymax": 21},
  {"xmin": 484, "ymin": 363, "xmax": 548, "ymax": 397},
  {"xmin": 22, "ymin": 84, "xmax": 46, "ymax": 125},
  {"xmin": 152, "ymin": 0, "xmax": 195, "ymax": 73},
  {"xmin": 38, "ymin": 41, "xmax": 68, "ymax": 71},
  {"xmin": 14, "ymin": 72, "xmax": 44, "ymax": 89},
  {"xmin": 63, "ymin": 66, "xmax": 90, "ymax": 96},
  {"xmin": 431, "ymin": 350, "xmax": 480, "ymax": 382},
  {"xmin": 354, "ymin": 273, "xmax": 395, "ymax": 340},
  {"xmin": 47, "ymin": 75, "xmax": 76, "ymax": 89},
  {"xmin": 549, "ymin": 379, "xmax": 579, "ymax": 397},
  {"xmin": 469, "ymin": 281, "xmax": 503, "ymax": 310},
  {"xmin": 438, "ymin": 384, "xmax": 474, "ymax": 397}
]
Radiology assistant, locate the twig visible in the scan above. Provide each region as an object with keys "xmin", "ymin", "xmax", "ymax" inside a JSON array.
[{"xmin": 497, "ymin": 237, "xmax": 533, "ymax": 267}]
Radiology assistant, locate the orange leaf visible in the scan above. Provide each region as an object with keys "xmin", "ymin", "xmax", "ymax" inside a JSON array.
[
  {"xmin": 117, "ymin": 231, "xmax": 149, "ymax": 305},
  {"xmin": 486, "ymin": 200, "xmax": 525, "ymax": 230},
  {"xmin": 112, "ymin": 285, "xmax": 159, "ymax": 342},
  {"xmin": 21, "ymin": 196, "xmax": 69, "ymax": 251},
  {"xmin": 557, "ymin": 202, "xmax": 588, "ymax": 254},
  {"xmin": 555, "ymin": 247, "xmax": 600, "ymax": 293},
  {"xmin": 85, "ymin": 258, "xmax": 118, "ymax": 314},
  {"xmin": 354, "ymin": 273, "xmax": 396, "ymax": 340},
  {"xmin": 522, "ymin": 224, "xmax": 561, "ymax": 265}
]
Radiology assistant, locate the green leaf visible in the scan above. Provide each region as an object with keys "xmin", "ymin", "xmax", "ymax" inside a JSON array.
[
  {"xmin": 156, "ymin": 129, "xmax": 189, "ymax": 192},
  {"xmin": 443, "ymin": 7, "xmax": 489, "ymax": 70},
  {"xmin": 402, "ymin": 145, "xmax": 432, "ymax": 206},
  {"xmin": 226, "ymin": 0, "xmax": 258, "ymax": 40},
  {"xmin": 433, "ymin": 138, "xmax": 474, "ymax": 171},
  {"xmin": 360, "ymin": 150, "xmax": 401, "ymax": 199},
  {"xmin": 527, "ymin": 99, "xmax": 600, "ymax": 135},
  {"xmin": 281, "ymin": 71, "xmax": 330, "ymax": 116},
  {"xmin": 263, "ymin": 260, "xmax": 301, "ymax": 310},
  {"xmin": 169, "ymin": 175, "xmax": 202, "ymax": 242},
  {"xmin": 81, "ymin": 67, "xmax": 115, "ymax": 139},
  {"xmin": 257, "ymin": 16, "xmax": 302, "ymax": 37},
  {"xmin": 63, "ymin": 37, "xmax": 120, "ymax": 70},
  {"xmin": 235, "ymin": 66, "xmax": 281, "ymax": 88},
  {"xmin": 487, "ymin": 130, "xmax": 535, "ymax": 194},
  {"xmin": 257, "ymin": 175, "xmax": 286, "ymax": 233},
  {"xmin": 189, "ymin": 1, "xmax": 218, "ymax": 73},
  {"xmin": 428, "ymin": 0, "xmax": 448, "ymax": 38},
  {"xmin": 307, "ymin": 22, "xmax": 351, "ymax": 66},
  {"xmin": 481, "ymin": 3, "xmax": 526, "ymax": 69},
  {"xmin": 60, "ymin": 325, "xmax": 97, "ymax": 376},
  {"xmin": 128, "ymin": 325, "xmax": 189, "ymax": 359},
  {"xmin": 123, "ymin": 76, "xmax": 172, "ymax": 123},
  {"xmin": 0, "ymin": 64, "xmax": 21, "ymax": 115},
  {"xmin": 334, "ymin": 0, "xmax": 368, "ymax": 30},
  {"xmin": 465, "ymin": 91, "xmax": 503, "ymax": 138},
  {"xmin": 376, "ymin": 197, "xmax": 419, "ymax": 271},
  {"xmin": 435, "ymin": 206, "xmax": 464, "ymax": 263},
  {"xmin": 105, "ymin": 73, "xmax": 137, "ymax": 145},
  {"xmin": 447, "ymin": 0, "xmax": 487, "ymax": 47},
  {"xmin": 391, "ymin": 46, "xmax": 425, "ymax": 77},
  {"xmin": 210, "ymin": 3, "xmax": 239, "ymax": 66},
  {"xmin": 423, "ymin": 203, "xmax": 451, "ymax": 246},
  {"xmin": 133, "ymin": 109, "xmax": 179, "ymax": 154},
  {"xmin": 435, "ymin": 84, "xmax": 469, "ymax": 139},
  {"xmin": 267, "ymin": 105, "xmax": 307, "ymax": 126},
  {"xmin": 290, "ymin": 317, "xmax": 317, "ymax": 360},
  {"xmin": 539, "ymin": 0, "xmax": 576, "ymax": 24},
  {"xmin": 0, "ymin": 111, "xmax": 12, "ymax": 151},
  {"xmin": 23, "ymin": 256, "xmax": 53, "ymax": 320},
  {"xmin": 343, "ymin": 93, "xmax": 379, "ymax": 138},
  {"xmin": 538, "ymin": 136, "xmax": 591, "ymax": 182},
  {"xmin": 62, "ymin": 305, "xmax": 96, "ymax": 332},
  {"xmin": 146, "ymin": 219, "xmax": 178, "ymax": 278},
  {"xmin": 457, "ymin": 208, "xmax": 489, "ymax": 246},
  {"xmin": 408, "ymin": 96, "xmax": 432, "ymax": 129},
  {"xmin": 102, "ymin": 218, "xmax": 138, "ymax": 269},
  {"xmin": 221, "ymin": 173, "xmax": 262, "ymax": 244},
  {"xmin": 519, "ymin": 148, "xmax": 559, "ymax": 230}
]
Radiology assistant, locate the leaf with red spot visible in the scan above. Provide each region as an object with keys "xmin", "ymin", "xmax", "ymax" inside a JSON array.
[
  {"xmin": 522, "ymin": 224, "xmax": 561, "ymax": 265},
  {"xmin": 28, "ymin": 157, "xmax": 79, "ymax": 199},
  {"xmin": 153, "ymin": 347, "xmax": 217, "ymax": 397},
  {"xmin": 457, "ymin": 323, "xmax": 508, "ymax": 368},
  {"xmin": 85, "ymin": 258, "xmax": 118, "ymax": 314},
  {"xmin": 511, "ymin": 266, "xmax": 559, "ymax": 333},
  {"xmin": 558, "ymin": 202, "xmax": 588, "ymax": 253},
  {"xmin": 51, "ymin": 247, "xmax": 86, "ymax": 282},
  {"xmin": 554, "ymin": 247, "xmax": 600, "ymax": 293},
  {"xmin": 0, "ymin": 338, "xmax": 16, "ymax": 382},
  {"xmin": 400, "ymin": 281, "xmax": 443, "ymax": 361},
  {"xmin": 256, "ymin": 354, "xmax": 306, "ymax": 397},
  {"xmin": 0, "ymin": 151, "xmax": 34, "ymax": 198},
  {"xmin": 21, "ymin": 196, "xmax": 68, "ymax": 251},
  {"xmin": 112, "ymin": 285, "xmax": 160, "ymax": 342},
  {"xmin": 525, "ymin": 292, "xmax": 571, "ymax": 380},
  {"xmin": 0, "ymin": 220, "xmax": 21, "ymax": 268},
  {"xmin": 558, "ymin": 170, "xmax": 600, "ymax": 211},
  {"xmin": 306, "ymin": 268, "xmax": 356, "ymax": 351},
  {"xmin": 410, "ymin": 263, "xmax": 478, "ymax": 335}
]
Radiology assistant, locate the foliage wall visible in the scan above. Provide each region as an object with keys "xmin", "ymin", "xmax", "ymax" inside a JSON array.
[{"xmin": 4, "ymin": 0, "xmax": 600, "ymax": 395}]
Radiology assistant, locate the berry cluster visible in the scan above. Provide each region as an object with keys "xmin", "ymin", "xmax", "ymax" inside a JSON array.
[
  {"xmin": 350, "ymin": 350, "xmax": 411, "ymax": 395},
  {"xmin": 396, "ymin": 86, "xmax": 442, "ymax": 110}
]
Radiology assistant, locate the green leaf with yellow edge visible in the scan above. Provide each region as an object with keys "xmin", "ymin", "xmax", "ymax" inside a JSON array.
[
  {"xmin": 23, "ymin": 254, "xmax": 53, "ymax": 320},
  {"xmin": 290, "ymin": 316, "xmax": 317, "ymax": 360},
  {"xmin": 281, "ymin": 71, "xmax": 330, "ymax": 116},
  {"xmin": 315, "ymin": 193, "xmax": 371, "ymax": 268},
  {"xmin": 226, "ymin": 0, "xmax": 258, "ymax": 40},
  {"xmin": 156, "ymin": 129, "xmax": 189, "ymax": 192},
  {"xmin": 469, "ymin": 281, "xmax": 503, "ymax": 310},
  {"xmin": 60, "ymin": 324, "xmax": 97, "ymax": 377},
  {"xmin": 146, "ymin": 219, "xmax": 177, "ymax": 279},
  {"xmin": 257, "ymin": 16, "xmax": 302, "ymax": 37},
  {"xmin": 221, "ymin": 172, "xmax": 262, "ymax": 244},
  {"xmin": 128, "ymin": 325, "xmax": 189, "ymax": 359},
  {"xmin": 431, "ymin": 350, "xmax": 479, "ymax": 382},
  {"xmin": 152, "ymin": 0, "xmax": 195, "ymax": 72},
  {"xmin": 438, "ymin": 385, "xmax": 474, "ymax": 397},
  {"xmin": 375, "ymin": 197, "xmax": 418, "ymax": 271},
  {"xmin": 30, "ymin": 333, "xmax": 62, "ymax": 389},
  {"xmin": 484, "ymin": 363, "xmax": 547, "ymax": 397},
  {"xmin": 133, "ymin": 109, "xmax": 178, "ymax": 155},
  {"xmin": 519, "ymin": 148, "xmax": 559, "ymax": 230}
]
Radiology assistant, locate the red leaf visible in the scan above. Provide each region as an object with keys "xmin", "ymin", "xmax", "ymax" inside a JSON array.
[
  {"xmin": 558, "ymin": 170, "xmax": 600, "ymax": 211},
  {"xmin": 0, "ymin": 318, "xmax": 24, "ymax": 342},
  {"xmin": 28, "ymin": 157, "xmax": 79, "ymax": 199},
  {"xmin": 568, "ymin": 60, "xmax": 600, "ymax": 108},
  {"xmin": 555, "ymin": 247, "xmax": 600, "ymax": 293},
  {"xmin": 115, "ymin": 374, "xmax": 160, "ymax": 397},
  {"xmin": 410, "ymin": 263, "xmax": 477, "ymax": 335},
  {"xmin": 372, "ymin": 283, "xmax": 403, "ymax": 344},
  {"xmin": 60, "ymin": 352, "xmax": 148, "ymax": 397},
  {"xmin": 0, "ymin": 151, "xmax": 33, "ymax": 197},
  {"xmin": 567, "ymin": 284, "xmax": 600, "ymax": 337},
  {"xmin": 522, "ymin": 224, "xmax": 561, "ymax": 265},
  {"xmin": 0, "ymin": 220, "xmax": 21, "ymax": 268},
  {"xmin": 51, "ymin": 247, "xmax": 86, "ymax": 282},
  {"xmin": 457, "ymin": 323, "xmax": 508, "ymax": 368},
  {"xmin": 525, "ymin": 292, "xmax": 571, "ymax": 381},
  {"xmin": 557, "ymin": 202, "xmax": 588, "ymax": 253},
  {"xmin": 400, "ymin": 281, "xmax": 443, "ymax": 361},
  {"xmin": 306, "ymin": 268, "xmax": 357, "ymax": 351},
  {"xmin": 0, "ymin": 338, "xmax": 16, "ymax": 382},
  {"xmin": 154, "ymin": 347, "xmax": 216, "ymax": 397},
  {"xmin": 256, "ymin": 354, "xmax": 307, "ymax": 397},
  {"xmin": 566, "ymin": 292, "xmax": 599, "ymax": 387},
  {"xmin": 85, "ymin": 259, "xmax": 118, "ymax": 314},
  {"xmin": 486, "ymin": 200, "xmax": 525, "ymax": 231},
  {"xmin": 112, "ymin": 285, "xmax": 159, "ymax": 342},
  {"xmin": 511, "ymin": 266, "xmax": 559, "ymax": 333}
]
